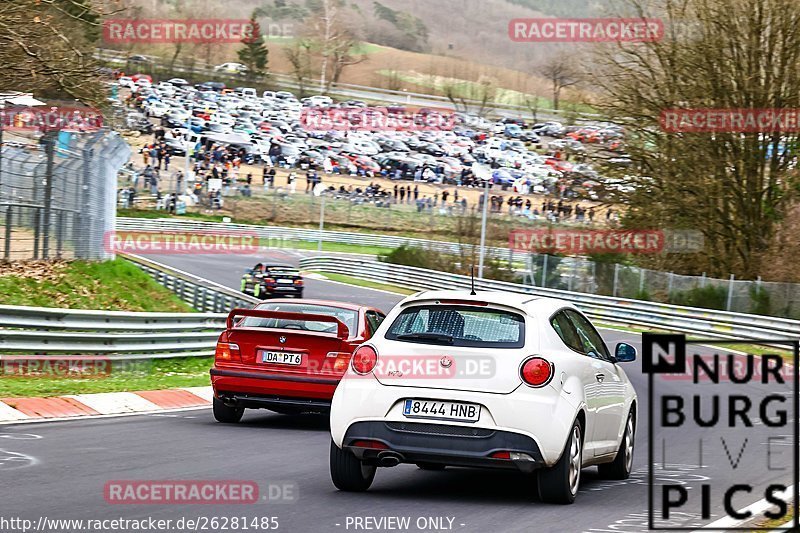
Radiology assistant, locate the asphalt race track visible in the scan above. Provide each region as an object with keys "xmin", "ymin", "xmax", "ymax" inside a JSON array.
[{"xmin": 1, "ymin": 251, "xmax": 795, "ymax": 533}]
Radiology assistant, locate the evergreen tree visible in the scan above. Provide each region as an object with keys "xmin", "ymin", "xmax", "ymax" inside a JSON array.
[{"xmin": 237, "ymin": 12, "xmax": 269, "ymax": 77}]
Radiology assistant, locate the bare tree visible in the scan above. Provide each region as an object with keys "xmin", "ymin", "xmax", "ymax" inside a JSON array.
[
  {"xmin": 539, "ymin": 52, "xmax": 580, "ymax": 110},
  {"xmin": 285, "ymin": 39, "xmax": 314, "ymax": 98},
  {"xmin": 590, "ymin": 0, "xmax": 800, "ymax": 279},
  {"xmin": 443, "ymin": 74, "xmax": 496, "ymax": 116},
  {"xmin": 306, "ymin": 0, "xmax": 367, "ymax": 93},
  {"xmin": 0, "ymin": 0, "xmax": 113, "ymax": 106}
]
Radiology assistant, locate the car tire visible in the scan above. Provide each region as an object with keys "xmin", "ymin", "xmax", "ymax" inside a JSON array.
[
  {"xmin": 598, "ymin": 411, "xmax": 634, "ymax": 480},
  {"xmin": 329, "ymin": 440, "xmax": 376, "ymax": 492},
  {"xmin": 213, "ymin": 397, "xmax": 244, "ymax": 423},
  {"xmin": 538, "ymin": 420, "xmax": 583, "ymax": 504},
  {"xmin": 417, "ymin": 463, "xmax": 446, "ymax": 471}
]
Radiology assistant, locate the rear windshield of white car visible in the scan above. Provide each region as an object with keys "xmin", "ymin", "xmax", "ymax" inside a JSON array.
[
  {"xmin": 385, "ymin": 305, "xmax": 524, "ymax": 348},
  {"xmin": 239, "ymin": 303, "xmax": 358, "ymax": 335}
]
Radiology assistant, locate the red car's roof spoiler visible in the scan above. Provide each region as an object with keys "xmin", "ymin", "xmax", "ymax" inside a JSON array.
[{"xmin": 226, "ymin": 308, "xmax": 350, "ymax": 339}]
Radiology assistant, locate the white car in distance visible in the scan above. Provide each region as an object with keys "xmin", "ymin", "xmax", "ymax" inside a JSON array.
[{"xmin": 329, "ymin": 290, "xmax": 638, "ymax": 504}]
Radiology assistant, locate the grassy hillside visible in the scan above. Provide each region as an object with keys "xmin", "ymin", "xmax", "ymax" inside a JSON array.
[
  {"xmin": 0, "ymin": 259, "xmax": 194, "ymax": 312},
  {"xmin": 119, "ymin": 0, "xmax": 600, "ymax": 102}
]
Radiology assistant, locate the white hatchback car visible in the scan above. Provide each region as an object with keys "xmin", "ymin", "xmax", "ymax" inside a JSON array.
[{"xmin": 329, "ymin": 290, "xmax": 638, "ymax": 504}]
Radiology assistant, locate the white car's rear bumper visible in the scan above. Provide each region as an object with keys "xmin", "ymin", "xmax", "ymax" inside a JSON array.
[{"xmin": 330, "ymin": 374, "xmax": 582, "ymax": 467}]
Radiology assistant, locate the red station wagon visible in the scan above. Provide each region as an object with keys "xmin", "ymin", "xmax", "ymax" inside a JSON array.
[{"xmin": 210, "ymin": 299, "xmax": 386, "ymax": 422}]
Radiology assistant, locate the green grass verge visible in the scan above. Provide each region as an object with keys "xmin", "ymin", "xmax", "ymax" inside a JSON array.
[
  {"xmin": 0, "ymin": 357, "xmax": 212, "ymax": 398},
  {"xmin": 315, "ymin": 272, "xmax": 416, "ymax": 295},
  {"xmin": 271, "ymin": 239, "xmax": 395, "ymax": 256},
  {"xmin": 0, "ymin": 259, "xmax": 195, "ymax": 312},
  {"xmin": 754, "ymin": 505, "xmax": 794, "ymax": 530}
]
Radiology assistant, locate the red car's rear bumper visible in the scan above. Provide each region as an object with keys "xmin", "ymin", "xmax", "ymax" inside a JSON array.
[{"xmin": 211, "ymin": 367, "xmax": 340, "ymax": 411}]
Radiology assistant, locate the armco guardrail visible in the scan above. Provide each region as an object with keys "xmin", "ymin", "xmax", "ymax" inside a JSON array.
[
  {"xmin": 116, "ymin": 218, "xmax": 516, "ymax": 261},
  {"xmin": 299, "ymin": 256, "xmax": 800, "ymax": 341},
  {"xmin": 0, "ymin": 306, "xmax": 227, "ymax": 358},
  {"xmin": 0, "ymin": 305, "xmax": 222, "ymax": 331},
  {"xmin": 0, "ymin": 256, "xmax": 259, "ymax": 359},
  {"xmin": 122, "ymin": 253, "xmax": 260, "ymax": 313}
]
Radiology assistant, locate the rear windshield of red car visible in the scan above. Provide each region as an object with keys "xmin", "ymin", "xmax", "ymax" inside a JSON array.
[{"xmin": 239, "ymin": 303, "xmax": 358, "ymax": 335}]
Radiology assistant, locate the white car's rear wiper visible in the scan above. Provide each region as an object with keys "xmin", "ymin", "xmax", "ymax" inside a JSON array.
[{"xmin": 396, "ymin": 333, "xmax": 454, "ymax": 345}]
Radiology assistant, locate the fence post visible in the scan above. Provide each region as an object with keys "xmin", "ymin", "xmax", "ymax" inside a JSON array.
[
  {"xmin": 55, "ymin": 211, "xmax": 64, "ymax": 259},
  {"xmin": 726, "ymin": 274, "xmax": 735, "ymax": 311},
  {"xmin": 4, "ymin": 206, "xmax": 11, "ymax": 261},
  {"xmin": 701, "ymin": 272, "xmax": 706, "ymax": 288},
  {"xmin": 667, "ymin": 272, "xmax": 674, "ymax": 300},
  {"xmin": 541, "ymin": 254, "xmax": 548, "ymax": 288},
  {"xmin": 638, "ymin": 268, "xmax": 645, "ymax": 295},
  {"xmin": 568, "ymin": 261, "xmax": 575, "ymax": 292},
  {"xmin": 613, "ymin": 263, "xmax": 619, "ymax": 297},
  {"xmin": 41, "ymin": 132, "xmax": 56, "ymax": 260},
  {"xmin": 33, "ymin": 208, "xmax": 41, "ymax": 260}
]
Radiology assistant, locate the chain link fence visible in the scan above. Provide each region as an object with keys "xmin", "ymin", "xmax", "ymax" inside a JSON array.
[
  {"xmin": 0, "ymin": 129, "xmax": 130, "ymax": 261},
  {"xmin": 524, "ymin": 254, "xmax": 800, "ymax": 319}
]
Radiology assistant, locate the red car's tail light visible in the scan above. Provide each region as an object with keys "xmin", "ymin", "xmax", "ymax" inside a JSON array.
[
  {"xmin": 215, "ymin": 342, "xmax": 240, "ymax": 362},
  {"xmin": 329, "ymin": 352, "xmax": 351, "ymax": 373},
  {"xmin": 351, "ymin": 345, "xmax": 378, "ymax": 375},
  {"xmin": 490, "ymin": 451, "xmax": 511, "ymax": 459},
  {"xmin": 294, "ymin": 279, "xmax": 304, "ymax": 286},
  {"xmin": 264, "ymin": 277, "xmax": 276, "ymax": 284},
  {"xmin": 351, "ymin": 440, "xmax": 388, "ymax": 450},
  {"xmin": 520, "ymin": 356, "xmax": 554, "ymax": 387}
]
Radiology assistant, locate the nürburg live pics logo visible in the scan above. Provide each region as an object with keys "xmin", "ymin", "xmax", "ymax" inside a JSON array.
[{"xmin": 643, "ymin": 333, "xmax": 798, "ymax": 530}]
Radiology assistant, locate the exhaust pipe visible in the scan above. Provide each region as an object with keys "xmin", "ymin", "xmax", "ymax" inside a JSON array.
[{"xmin": 377, "ymin": 451, "xmax": 404, "ymax": 467}]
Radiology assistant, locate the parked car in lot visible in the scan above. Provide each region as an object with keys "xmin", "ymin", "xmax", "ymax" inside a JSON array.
[
  {"xmin": 241, "ymin": 263, "xmax": 304, "ymax": 299},
  {"xmin": 211, "ymin": 300, "xmax": 386, "ymax": 421},
  {"xmin": 196, "ymin": 81, "xmax": 226, "ymax": 92},
  {"xmin": 328, "ymin": 290, "xmax": 638, "ymax": 504}
]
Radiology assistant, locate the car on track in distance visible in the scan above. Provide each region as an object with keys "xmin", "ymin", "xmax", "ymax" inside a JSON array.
[
  {"xmin": 241, "ymin": 263, "xmax": 304, "ymax": 299},
  {"xmin": 215, "ymin": 62, "xmax": 249, "ymax": 74},
  {"xmin": 211, "ymin": 300, "xmax": 387, "ymax": 422},
  {"xmin": 328, "ymin": 290, "xmax": 638, "ymax": 504}
]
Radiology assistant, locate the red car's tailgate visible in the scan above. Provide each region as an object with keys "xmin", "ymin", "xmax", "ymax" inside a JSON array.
[{"xmin": 226, "ymin": 308, "xmax": 352, "ymax": 379}]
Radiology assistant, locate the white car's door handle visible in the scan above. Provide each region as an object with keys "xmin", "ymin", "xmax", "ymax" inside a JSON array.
[{"xmin": 595, "ymin": 373, "xmax": 605, "ymax": 382}]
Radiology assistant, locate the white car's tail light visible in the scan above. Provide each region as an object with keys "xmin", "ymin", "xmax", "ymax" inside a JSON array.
[
  {"xmin": 351, "ymin": 345, "xmax": 378, "ymax": 375},
  {"xmin": 215, "ymin": 342, "xmax": 240, "ymax": 362},
  {"xmin": 520, "ymin": 356, "xmax": 554, "ymax": 387}
]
